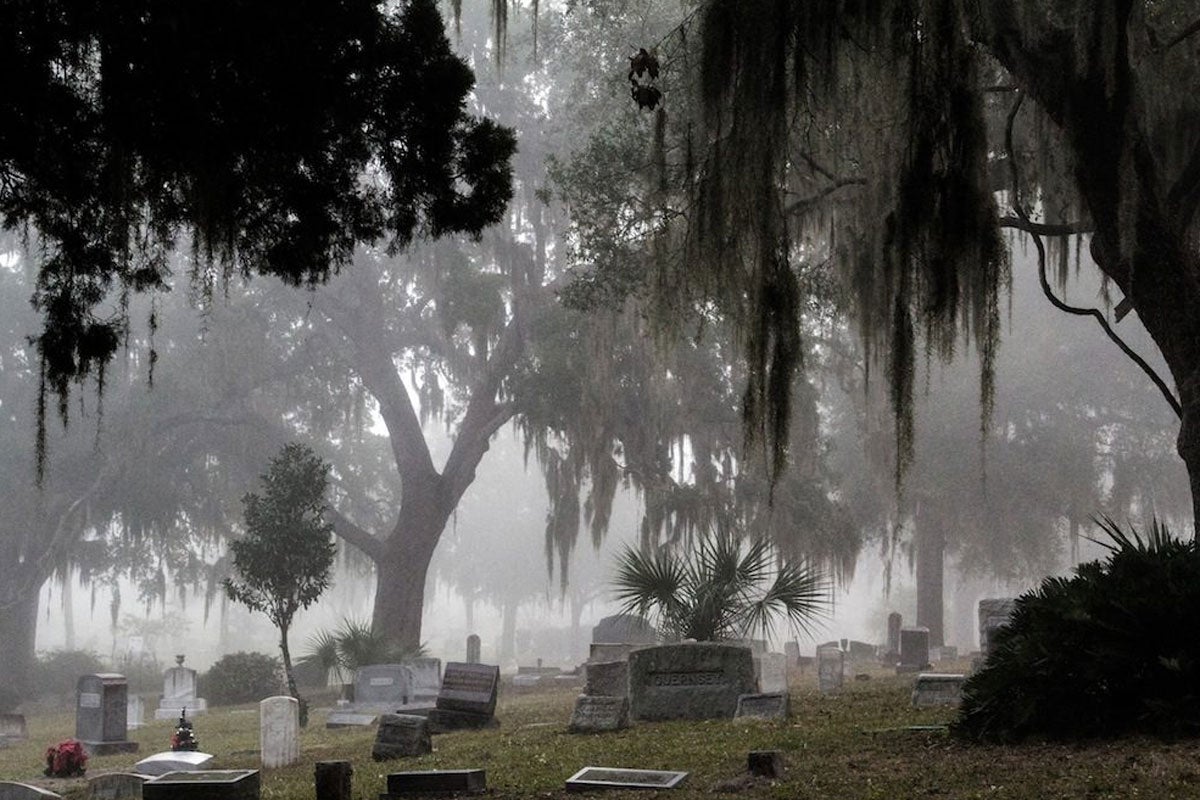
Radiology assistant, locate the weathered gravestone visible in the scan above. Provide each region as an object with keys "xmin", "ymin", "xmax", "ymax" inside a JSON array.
[
  {"xmin": 86, "ymin": 772, "xmax": 150, "ymax": 800},
  {"xmin": 126, "ymin": 696, "xmax": 144, "ymax": 730},
  {"xmin": 135, "ymin": 751, "xmax": 214, "ymax": 776},
  {"xmin": 884, "ymin": 612, "xmax": 903, "ymax": 663},
  {"xmin": 77, "ymin": 674, "xmax": 139, "ymax": 755},
  {"xmin": 627, "ymin": 643, "xmax": 756, "ymax": 721},
  {"xmin": 816, "ymin": 647, "xmax": 843, "ymax": 694},
  {"xmin": 898, "ymin": 627, "xmax": 931, "ymax": 672},
  {"xmin": 511, "ymin": 674, "xmax": 542, "ymax": 691},
  {"xmin": 568, "ymin": 696, "xmax": 629, "ymax": 734},
  {"xmin": 466, "ymin": 635, "xmax": 481, "ymax": 664},
  {"xmin": 565, "ymin": 767, "xmax": 687, "ymax": 792},
  {"xmin": 0, "ymin": 783, "xmax": 62, "ymax": 800},
  {"xmin": 405, "ymin": 659, "xmax": 441, "ymax": 704},
  {"xmin": 372, "ymin": 714, "xmax": 431, "ymax": 760},
  {"xmin": 584, "ymin": 660, "xmax": 628, "ymax": 698},
  {"xmin": 0, "ymin": 714, "xmax": 27, "ymax": 745},
  {"xmin": 314, "ymin": 761, "xmax": 352, "ymax": 800},
  {"xmin": 911, "ymin": 673, "xmax": 967, "ymax": 708},
  {"xmin": 260, "ymin": 696, "xmax": 300, "ymax": 769},
  {"xmin": 591, "ymin": 614, "xmax": 656, "ymax": 644},
  {"xmin": 847, "ymin": 641, "xmax": 876, "ymax": 663},
  {"xmin": 380, "ymin": 770, "xmax": 486, "ymax": 797},
  {"xmin": 427, "ymin": 663, "xmax": 499, "ymax": 732},
  {"xmin": 756, "ymin": 653, "xmax": 788, "ymax": 693},
  {"xmin": 783, "ymin": 641, "xmax": 800, "ymax": 666},
  {"xmin": 932, "ymin": 645, "xmax": 959, "ymax": 662},
  {"xmin": 154, "ymin": 656, "xmax": 206, "ymax": 720},
  {"xmin": 351, "ymin": 665, "xmax": 413, "ymax": 712},
  {"xmin": 977, "ymin": 598, "xmax": 1017, "ymax": 657},
  {"xmin": 734, "ymin": 692, "xmax": 789, "ymax": 720},
  {"xmin": 142, "ymin": 770, "xmax": 259, "ymax": 800}
]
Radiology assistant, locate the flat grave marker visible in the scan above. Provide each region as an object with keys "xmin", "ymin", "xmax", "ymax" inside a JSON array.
[
  {"xmin": 134, "ymin": 751, "xmax": 214, "ymax": 776},
  {"xmin": 565, "ymin": 767, "xmax": 687, "ymax": 792},
  {"xmin": 380, "ymin": 770, "xmax": 486, "ymax": 797},
  {"xmin": 568, "ymin": 695, "xmax": 629, "ymax": 734},
  {"xmin": 142, "ymin": 770, "xmax": 259, "ymax": 800},
  {"xmin": 911, "ymin": 673, "xmax": 967, "ymax": 707},
  {"xmin": 734, "ymin": 692, "xmax": 789, "ymax": 720},
  {"xmin": 86, "ymin": 772, "xmax": 150, "ymax": 800}
]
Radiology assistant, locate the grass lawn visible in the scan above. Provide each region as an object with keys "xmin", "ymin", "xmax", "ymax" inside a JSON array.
[{"xmin": 4, "ymin": 663, "xmax": 1200, "ymax": 799}]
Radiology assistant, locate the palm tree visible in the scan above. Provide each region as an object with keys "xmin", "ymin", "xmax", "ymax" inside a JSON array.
[{"xmin": 612, "ymin": 533, "xmax": 828, "ymax": 642}]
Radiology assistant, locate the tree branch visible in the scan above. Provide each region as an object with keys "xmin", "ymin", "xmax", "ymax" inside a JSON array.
[
  {"xmin": 325, "ymin": 506, "xmax": 385, "ymax": 562},
  {"xmin": 997, "ymin": 216, "xmax": 1093, "ymax": 236},
  {"xmin": 786, "ymin": 177, "xmax": 867, "ymax": 217}
]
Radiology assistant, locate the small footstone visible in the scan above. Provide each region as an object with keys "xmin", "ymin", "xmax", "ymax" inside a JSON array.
[
  {"xmin": 380, "ymin": 770, "xmax": 486, "ymax": 797},
  {"xmin": 373, "ymin": 715, "xmax": 432, "ymax": 761},
  {"xmin": 747, "ymin": 751, "xmax": 783, "ymax": 779},
  {"xmin": 314, "ymin": 761, "xmax": 352, "ymax": 800},
  {"xmin": 568, "ymin": 696, "xmax": 629, "ymax": 734}
]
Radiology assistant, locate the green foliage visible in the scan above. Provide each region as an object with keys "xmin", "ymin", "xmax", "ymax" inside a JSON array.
[
  {"xmin": 612, "ymin": 532, "xmax": 828, "ymax": 642},
  {"xmin": 300, "ymin": 617, "xmax": 427, "ymax": 683},
  {"xmin": 955, "ymin": 518, "xmax": 1200, "ymax": 742},
  {"xmin": 224, "ymin": 443, "xmax": 336, "ymax": 631},
  {"xmin": 202, "ymin": 652, "xmax": 283, "ymax": 707},
  {"xmin": 33, "ymin": 650, "xmax": 107, "ymax": 698}
]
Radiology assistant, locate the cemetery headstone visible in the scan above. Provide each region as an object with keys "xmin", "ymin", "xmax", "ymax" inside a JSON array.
[
  {"xmin": 564, "ymin": 767, "xmax": 687, "ymax": 792},
  {"xmin": 324, "ymin": 711, "xmax": 378, "ymax": 729},
  {"xmin": 816, "ymin": 646, "xmax": 844, "ymax": 694},
  {"xmin": 584, "ymin": 661, "xmax": 629, "ymax": 698},
  {"xmin": 756, "ymin": 653, "xmax": 788, "ymax": 693},
  {"xmin": 380, "ymin": 770, "xmax": 486, "ymax": 797},
  {"xmin": 932, "ymin": 645, "xmax": 959, "ymax": 662},
  {"xmin": 568, "ymin": 695, "xmax": 630, "ymax": 734},
  {"xmin": 911, "ymin": 673, "xmax": 967, "ymax": 708},
  {"xmin": 76, "ymin": 674, "xmax": 139, "ymax": 755},
  {"xmin": 977, "ymin": 598, "xmax": 1017, "ymax": 657},
  {"xmin": 466, "ymin": 635, "xmax": 481, "ymax": 664},
  {"xmin": 847, "ymin": 641, "xmax": 876, "ymax": 663},
  {"xmin": 314, "ymin": 761, "xmax": 352, "ymax": 800},
  {"xmin": 406, "ymin": 659, "xmax": 441, "ymax": 704},
  {"xmin": 126, "ymin": 696, "xmax": 144, "ymax": 730},
  {"xmin": 260, "ymin": 696, "xmax": 300, "ymax": 769},
  {"xmin": 134, "ymin": 751, "xmax": 214, "ymax": 776},
  {"xmin": 734, "ymin": 692, "xmax": 789, "ymax": 720},
  {"xmin": 511, "ymin": 674, "xmax": 542, "ymax": 691},
  {"xmin": 591, "ymin": 614, "xmax": 656, "ymax": 644},
  {"xmin": 351, "ymin": 665, "xmax": 413, "ymax": 712},
  {"xmin": 783, "ymin": 641, "xmax": 800, "ymax": 666},
  {"xmin": 899, "ymin": 626, "xmax": 931, "ymax": 672},
  {"xmin": 154, "ymin": 656, "xmax": 206, "ymax": 721},
  {"xmin": 627, "ymin": 643, "xmax": 756, "ymax": 721},
  {"xmin": 0, "ymin": 714, "xmax": 27, "ymax": 744},
  {"xmin": 885, "ymin": 612, "xmax": 903, "ymax": 662},
  {"xmin": 0, "ymin": 783, "xmax": 61, "ymax": 800},
  {"xmin": 427, "ymin": 663, "xmax": 499, "ymax": 732},
  {"xmin": 372, "ymin": 714, "xmax": 432, "ymax": 760},
  {"xmin": 142, "ymin": 770, "xmax": 259, "ymax": 800},
  {"xmin": 86, "ymin": 773, "xmax": 150, "ymax": 800},
  {"xmin": 747, "ymin": 751, "xmax": 784, "ymax": 779}
]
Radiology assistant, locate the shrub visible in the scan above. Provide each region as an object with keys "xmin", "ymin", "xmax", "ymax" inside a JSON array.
[
  {"xmin": 201, "ymin": 652, "xmax": 282, "ymax": 706},
  {"xmin": 955, "ymin": 518, "xmax": 1200, "ymax": 742},
  {"xmin": 33, "ymin": 650, "xmax": 107, "ymax": 698}
]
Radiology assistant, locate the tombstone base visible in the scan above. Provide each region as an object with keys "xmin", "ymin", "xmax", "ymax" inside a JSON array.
[
  {"xmin": 143, "ymin": 770, "xmax": 259, "ymax": 800},
  {"xmin": 425, "ymin": 709, "xmax": 498, "ymax": 734},
  {"xmin": 82, "ymin": 740, "xmax": 140, "ymax": 756}
]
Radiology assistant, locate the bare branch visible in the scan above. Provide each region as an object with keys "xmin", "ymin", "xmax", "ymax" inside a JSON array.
[
  {"xmin": 997, "ymin": 216, "xmax": 1093, "ymax": 236},
  {"xmin": 325, "ymin": 506, "xmax": 385, "ymax": 562},
  {"xmin": 786, "ymin": 177, "xmax": 867, "ymax": 216}
]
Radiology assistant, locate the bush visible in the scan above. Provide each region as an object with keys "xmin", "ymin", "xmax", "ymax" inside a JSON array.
[
  {"xmin": 33, "ymin": 650, "xmax": 107, "ymax": 697},
  {"xmin": 955, "ymin": 518, "xmax": 1200, "ymax": 742},
  {"xmin": 201, "ymin": 652, "xmax": 282, "ymax": 706}
]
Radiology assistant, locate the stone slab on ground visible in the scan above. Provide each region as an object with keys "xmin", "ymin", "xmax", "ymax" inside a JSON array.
[
  {"xmin": 325, "ymin": 712, "xmax": 378, "ymax": 729},
  {"xmin": 734, "ymin": 692, "xmax": 789, "ymax": 720},
  {"xmin": 565, "ymin": 767, "xmax": 688, "ymax": 792},
  {"xmin": 142, "ymin": 770, "xmax": 259, "ymax": 800},
  {"xmin": 381, "ymin": 770, "xmax": 486, "ymax": 796},
  {"xmin": 135, "ymin": 751, "xmax": 214, "ymax": 776},
  {"xmin": 911, "ymin": 673, "xmax": 967, "ymax": 707}
]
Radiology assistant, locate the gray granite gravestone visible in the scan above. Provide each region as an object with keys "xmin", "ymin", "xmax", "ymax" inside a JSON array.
[
  {"xmin": 86, "ymin": 772, "xmax": 150, "ymax": 800},
  {"xmin": 584, "ymin": 661, "xmax": 628, "ymax": 698},
  {"xmin": 0, "ymin": 784, "xmax": 61, "ymax": 800},
  {"xmin": 627, "ymin": 643, "xmax": 756, "ymax": 721},
  {"xmin": 380, "ymin": 770, "xmax": 486, "ymax": 796},
  {"xmin": 405, "ymin": 659, "xmax": 441, "ymax": 704},
  {"xmin": 0, "ymin": 714, "xmax": 27, "ymax": 745},
  {"xmin": 783, "ymin": 641, "xmax": 800, "ymax": 666},
  {"xmin": 911, "ymin": 673, "xmax": 967, "ymax": 707},
  {"xmin": 142, "ymin": 771, "xmax": 259, "ymax": 800},
  {"xmin": 466, "ymin": 635, "xmax": 481, "ymax": 664},
  {"xmin": 372, "ymin": 715, "xmax": 432, "ymax": 760},
  {"xmin": 734, "ymin": 692, "xmax": 789, "ymax": 720},
  {"xmin": 134, "ymin": 751, "xmax": 214, "ymax": 776},
  {"xmin": 426, "ymin": 663, "xmax": 499, "ymax": 732},
  {"xmin": 886, "ymin": 612, "xmax": 902, "ymax": 660},
  {"xmin": 591, "ymin": 614, "xmax": 656, "ymax": 644},
  {"xmin": 817, "ymin": 646, "xmax": 843, "ymax": 694},
  {"xmin": 565, "ymin": 767, "xmax": 687, "ymax": 792},
  {"xmin": 899, "ymin": 627, "xmax": 931, "ymax": 672},
  {"xmin": 977, "ymin": 598, "xmax": 1017, "ymax": 657},
  {"xmin": 77, "ymin": 674, "xmax": 139, "ymax": 755},
  {"xmin": 351, "ymin": 665, "xmax": 414, "ymax": 712},
  {"xmin": 568, "ymin": 695, "xmax": 629, "ymax": 734},
  {"xmin": 756, "ymin": 653, "xmax": 788, "ymax": 693}
]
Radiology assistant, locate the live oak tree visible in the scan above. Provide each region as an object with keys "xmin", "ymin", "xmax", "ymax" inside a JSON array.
[
  {"xmin": 225, "ymin": 443, "xmax": 336, "ymax": 726},
  {"xmin": 0, "ymin": 0, "xmax": 515, "ymax": 478}
]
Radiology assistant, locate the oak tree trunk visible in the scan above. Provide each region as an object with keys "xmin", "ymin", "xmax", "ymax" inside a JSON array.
[{"xmin": 0, "ymin": 586, "xmax": 40, "ymax": 699}]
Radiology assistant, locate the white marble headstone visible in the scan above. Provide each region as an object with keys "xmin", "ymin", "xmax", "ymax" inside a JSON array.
[
  {"xmin": 260, "ymin": 695, "xmax": 300, "ymax": 769},
  {"xmin": 134, "ymin": 750, "xmax": 214, "ymax": 776}
]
